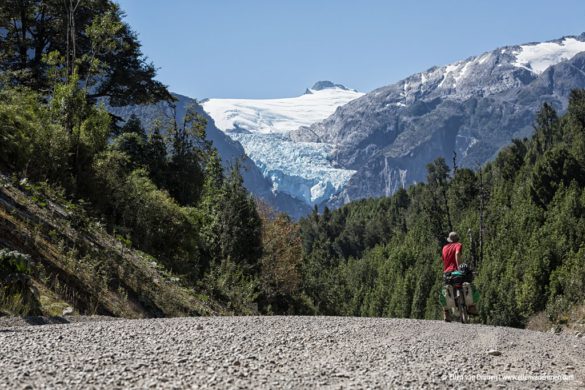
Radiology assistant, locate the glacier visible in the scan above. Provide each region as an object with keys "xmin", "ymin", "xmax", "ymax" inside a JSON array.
[
  {"xmin": 512, "ymin": 37, "xmax": 585, "ymax": 74},
  {"xmin": 230, "ymin": 133, "xmax": 356, "ymax": 205},
  {"xmin": 202, "ymin": 82, "xmax": 363, "ymax": 205},
  {"xmin": 202, "ymin": 83, "xmax": 363, "ymax": 134}
]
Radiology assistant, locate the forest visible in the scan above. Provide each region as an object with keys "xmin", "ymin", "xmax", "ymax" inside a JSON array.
[
  {"xmin": 299, "ymin": 99, "xmax": 585, "ymax": 327},
  {"xmin": 1, "ymin": 0, "xmax": 585, "ymax": 328}
]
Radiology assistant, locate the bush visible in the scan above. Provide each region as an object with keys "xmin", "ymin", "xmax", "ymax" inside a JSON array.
[
  {"xmin": 0, "ymin": 249, "xmax": 41, "ymax": 316},
  {"xmin": 202, "ymin": 258, "xmax": 259, "ymax": 314},
  {"xmin": 90, "ymin": 152, "xmax": 202, "ymax": 277},
  {"xmin": 0, "ymin": 89, "xmax": 71, "ymax": 183}
]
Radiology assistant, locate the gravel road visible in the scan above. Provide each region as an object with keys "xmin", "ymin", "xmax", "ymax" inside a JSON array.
[{"xmin": 1, "ymin": 316, "xmax": 583, "ymax": 389}]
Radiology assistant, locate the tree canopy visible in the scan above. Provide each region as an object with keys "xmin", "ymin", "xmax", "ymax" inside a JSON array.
[{"xmin": 0, "ymin": 0, "xmax": 172, "ymax": 105}]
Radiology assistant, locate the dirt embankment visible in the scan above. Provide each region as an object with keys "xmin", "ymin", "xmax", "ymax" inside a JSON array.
[{"xmin": 0, "ymin": 175, "xmax": 224, "ymax": 318}]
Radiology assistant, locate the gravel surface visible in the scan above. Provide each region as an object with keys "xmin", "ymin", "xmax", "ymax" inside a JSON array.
[{"xmin": 0, "ymin": 316, "xmax": 583, "ymax": 389}]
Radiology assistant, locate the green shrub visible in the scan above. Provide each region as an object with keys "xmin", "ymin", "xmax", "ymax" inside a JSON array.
[{"xmin": 0, "ymin": 249, "xmax": 41, "ymax": 316}]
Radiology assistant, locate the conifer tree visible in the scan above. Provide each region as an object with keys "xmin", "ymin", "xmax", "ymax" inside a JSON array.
[
  {"xmin": 0, "ymin": 0, "xmax": 171, "ymax": 105},
  {"xmin": 219, "ymin": 163, "xmax": 262, "ymax": 270}
]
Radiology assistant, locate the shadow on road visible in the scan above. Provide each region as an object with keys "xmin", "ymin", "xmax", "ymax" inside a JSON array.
[{"xmin": 23, "ymin": 316, "xmax": 70, "ymax": 326}]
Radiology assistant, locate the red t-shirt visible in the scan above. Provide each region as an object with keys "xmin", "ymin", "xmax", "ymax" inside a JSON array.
[{"xmin": 442, "ymin": 242, "xmax": 462, "ymax": 272}]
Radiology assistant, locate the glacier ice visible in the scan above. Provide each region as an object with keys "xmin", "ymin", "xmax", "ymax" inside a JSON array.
[
  {"xmin": 203, "ymin": 86, "xmax": 363, "ymax": 135},
  {"xmin": 202, "ymin": 84, "xmax": 362, "ymax": 205},
  {"xmin": 230, "ymin": 133, "xmax": 356, "ymax": 205}
]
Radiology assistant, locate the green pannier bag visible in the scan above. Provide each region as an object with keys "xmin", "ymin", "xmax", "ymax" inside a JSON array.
[{"xmin": 440, "ymin": 283, "xmax": 480, "ymax": 309}]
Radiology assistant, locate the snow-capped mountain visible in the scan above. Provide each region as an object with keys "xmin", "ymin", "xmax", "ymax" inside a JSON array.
[
  {"xmin": 202, "ymin": 82, "xmax": 363, "ymax": 205},
  {"xmin": 292, "ymin": 34, "xmax": 585, "ymax": 207}
]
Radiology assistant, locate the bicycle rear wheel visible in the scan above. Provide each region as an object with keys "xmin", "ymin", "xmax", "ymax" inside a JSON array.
[{"xmin": 458, "ymin": 294, "xmax": 468, "ymax": 323}]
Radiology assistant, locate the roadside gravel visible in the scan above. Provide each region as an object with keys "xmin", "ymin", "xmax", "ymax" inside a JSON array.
[{"xmin": 0, "ymin": 316, "xmax": 583, "ymax": 388}]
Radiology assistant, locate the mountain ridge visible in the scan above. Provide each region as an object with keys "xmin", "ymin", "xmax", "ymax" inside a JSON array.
[
  {"xmin": 291, "ymin": 33, "xmax": 585, "ymax": 207},
  {"xmin": 306, "ymin": 81, "xmax": 355, "ymax": 93}
]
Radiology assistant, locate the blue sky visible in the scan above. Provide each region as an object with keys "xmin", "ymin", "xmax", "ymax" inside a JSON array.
[{"xmin": 116, "ymin": 0, "xmax": 585, "ymax": 99}]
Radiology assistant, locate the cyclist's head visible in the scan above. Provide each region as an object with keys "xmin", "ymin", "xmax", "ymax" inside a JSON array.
[{"xmin": 447, "ymin": 232, "xmax": 459, "ymax": 243}]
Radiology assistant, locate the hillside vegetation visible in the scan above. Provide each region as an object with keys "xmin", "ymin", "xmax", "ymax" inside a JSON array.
[
  {"xmin": 299, "ymin": 96, "xmax": 585, "ymax": 327},
  {"xmin": 0, "ymin": 173, "xmax": 224, "ymax": 317},
  {"xmin": 0, "ymin": 0, "xmax": 303, "ymax": 317}
]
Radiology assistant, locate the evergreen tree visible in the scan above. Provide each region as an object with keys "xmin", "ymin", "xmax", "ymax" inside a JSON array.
[
  {"xmin": 424, "ymin": 157, "xmax": 453, "ymax": 242},
  {"xmin": 219, "ymin": 164, "xmax": 262, "ymax": 270},
  {"xmin": 197, "ymin": 149, "xmax": 225, "ymax": 269},
  {"xmin": 165, "ymin": 107, "xmax": 206, "ymax": 206},
  {"xmin": 110, "ymin": 115, "xmax": 149, "ymax": 171},
  {"xmin": 0, "ymin": 0, "xmax": 171, "ymax": 105},
  {"xmin": 145, "ymin": 124, "xmax": 168, "ymax": 188}
]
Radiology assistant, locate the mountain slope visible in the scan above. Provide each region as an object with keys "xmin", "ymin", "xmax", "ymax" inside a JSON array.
[
  {"xmin": 292, "ymin": 34, "xmax": 585, "ymax": 206},
  {"xmin": 107, "ymin": 94, "xmax": 311, "ymax": 218},
  {"xmin": 0, "ymin": 173, "xmax": 224, "ymax": 317}
]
